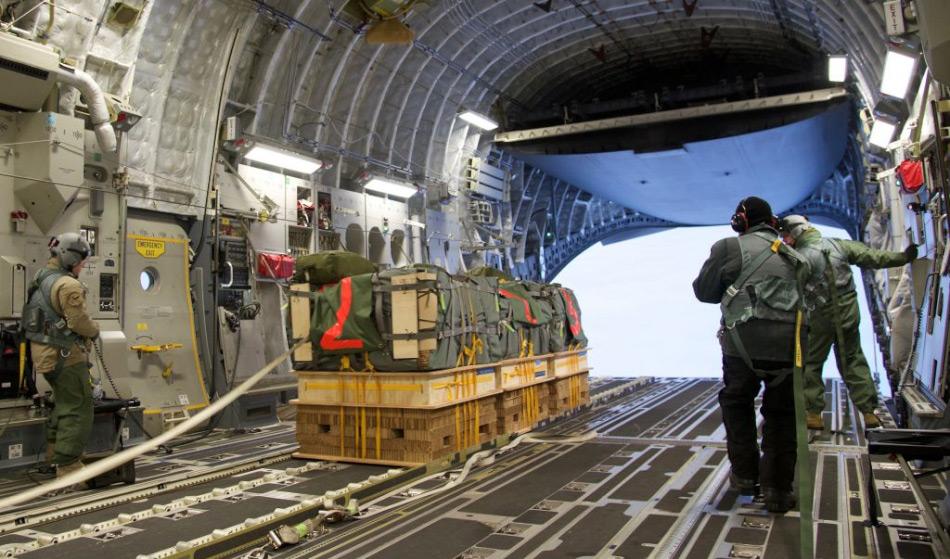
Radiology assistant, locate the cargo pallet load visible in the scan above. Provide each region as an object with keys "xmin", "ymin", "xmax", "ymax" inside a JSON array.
[{"xmin": 289, "ymin": 257, "xmax": 590, "ymax": 467}]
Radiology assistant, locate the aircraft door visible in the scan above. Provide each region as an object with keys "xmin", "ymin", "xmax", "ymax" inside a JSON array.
[{"xmin": 123, "ymin": 218, "xmax": 209, "ymax": 432}]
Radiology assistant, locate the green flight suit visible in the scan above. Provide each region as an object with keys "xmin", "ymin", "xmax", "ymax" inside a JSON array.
[
  {"xmin": 795, "ymin": 230, "xmax": 909, "ymax": 414},
  {"xmin": 25, "ymin": 259, "xmax": 100, "ymax": 466},
  {"xmin": 45, "ymin": 362, "xmax": 93, "ymax": 465}
]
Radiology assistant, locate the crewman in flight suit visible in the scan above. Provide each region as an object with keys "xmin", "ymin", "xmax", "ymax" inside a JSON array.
[
  {"xmin": 694, "ymin": 197, "xmax": 809, "ymax": 513},
  {"xmin": 22, "ymin": 232, "xmax": 99, "ymax": 481},
  {"xmin": 780, "ymin": 215, "xmax": 917, "ymax": 429}
]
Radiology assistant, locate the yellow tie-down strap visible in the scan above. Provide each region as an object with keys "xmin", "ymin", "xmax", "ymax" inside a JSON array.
[
  {"xmin": 130, "ymin": 343, "xmax": 184, "ymax": 354},
  {"xmin": 569, "ymin": 375, "xmax": 582, "ymax": 408},
  {"xmin": 521, "ymin": 385, "xmax": 539, "ymax": 427},
  {"xmin": 454, "ymin": 399, "xmax": 481, "ymax": 451},
  {"xmin": 434, "ymin": 370, "xmax": 493, "ymax": 401}
]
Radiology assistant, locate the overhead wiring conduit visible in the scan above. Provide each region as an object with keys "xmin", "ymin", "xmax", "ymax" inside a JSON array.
[{"xmin": 0, "ymin": 340, "xmax": 307, "ymax": 510}]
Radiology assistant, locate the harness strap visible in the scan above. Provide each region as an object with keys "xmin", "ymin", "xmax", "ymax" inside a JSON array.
[
  {"xmin": 725, "ymin": 327, "xmax": 791, "ymax": 387},
  {"xmin": 721, "ymin": 236, "xmax": 781, "ymax": 310},
  {"xmin": 372, "ymin": 280, "xmax": 439, "ymax": 293},
  {"xmin": 26, "ymin": 270, "xmax": 80, "ymax": 350},
  {"xmin": 723, "ymin": 236, "xmax": 789, "ymax": 386},
  {"xmin": 380, "ymin": 321, "xmax": 498, "ymax": 342}
]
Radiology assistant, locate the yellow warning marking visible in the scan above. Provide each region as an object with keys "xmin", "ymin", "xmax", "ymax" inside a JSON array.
[
  {"xmin": 134, "ymin": 239, "xmax": 166, "ymax": 258},
  {"xmin": 136, "ymin": 322, "xmax": 149, "ymax": 331}
]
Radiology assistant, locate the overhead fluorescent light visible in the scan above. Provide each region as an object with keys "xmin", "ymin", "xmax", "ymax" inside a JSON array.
[
  {"xmin": 868, "ymin": 97, "xmax": 909, "ymax": 149},
  {"xmin": 868, "ymin": 118, "xmax": 898, "ymax": 148},
  {"xmin": 404, "ymin": 219, "xmax": 426, "ymax": 228},
  {"xmin": 244, "ymin": 144, "xmax": 323, "ymax": 174},
  {"xmin": 880, "ymin": 47, "xmax": 918, "ymax": 99},
  {"xmin": 364, "ymin": 177, "xmax": 417, "ymax": 198},
  {"xmin": 458, "ymin": 110, "xmax": 499, "ymax": 131},
  {"xmin": 827, "ymin": 55, "xmax": 847, "ymax": 82}
]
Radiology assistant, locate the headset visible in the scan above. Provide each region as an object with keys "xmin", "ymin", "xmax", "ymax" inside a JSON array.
[
  {"xmin": 731, "ymin": 197, "xmax": 778, "ymax": 233},
  {"xmin": 730, "ymin": 200, "xmax": 749, "ymax": 233}
]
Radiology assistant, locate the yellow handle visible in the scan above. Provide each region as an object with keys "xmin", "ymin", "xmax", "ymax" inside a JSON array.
[
  {"xmin": 130, "ymin": 343, "xmax": 184, "ymax": 353},
  {"xmin": 18, "ymin": 342, "xmax": 26, "ymax": 394}
]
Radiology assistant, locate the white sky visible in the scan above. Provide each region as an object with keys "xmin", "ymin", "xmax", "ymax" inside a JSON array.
[{"xmin": 554, "ymin": 223, "xmax": 887, "ymax": 395}]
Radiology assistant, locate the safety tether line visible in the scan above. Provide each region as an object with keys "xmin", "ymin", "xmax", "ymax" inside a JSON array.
[
  {"xmin": 793, "ymin": 309, "xmax": 815, "ymax": 559},
  {"xmin": 0, "ymin": 341, "xmax": 307, "ymax": 508}
]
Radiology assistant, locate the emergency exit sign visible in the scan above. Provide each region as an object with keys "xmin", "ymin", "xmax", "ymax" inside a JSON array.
[
  {"xmin": 884, "ymin": 1, "xmax": 905, "ymax": 35},
  {"xmin": 135, "ymin": 239, "xmax": 166, "ymax": 258}
]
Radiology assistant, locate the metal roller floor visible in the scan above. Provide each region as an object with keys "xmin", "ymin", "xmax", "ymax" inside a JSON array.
[{"xmin": 0, "ymin": 378, "xmax": 946, "ymax": 559}]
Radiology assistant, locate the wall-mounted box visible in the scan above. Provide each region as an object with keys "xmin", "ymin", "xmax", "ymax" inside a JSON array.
[{"xmin": 13, "ymin": 112, "xmax": 84, "ymax": 233}]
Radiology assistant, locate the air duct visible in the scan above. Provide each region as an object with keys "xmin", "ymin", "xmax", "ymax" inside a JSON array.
[
  {"xmin": 0, "ymin": 33, "xmax": 117, "ymax": 153},
  {"xmin": 53, "ymin": 64, "xmax": 117, "ymax": 153}
]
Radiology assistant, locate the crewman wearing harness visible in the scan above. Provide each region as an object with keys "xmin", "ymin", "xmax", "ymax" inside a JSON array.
[
  {"xmin": 693, "ymin": 197, "xmax": 809, "ymax": 513},
  {"xmin": 22, "ymin": 233, "xmax": 99, "ymax": 481},
  {"xmin": 780, "ymin": 215, "xmax": 917, "ymax": 430}
]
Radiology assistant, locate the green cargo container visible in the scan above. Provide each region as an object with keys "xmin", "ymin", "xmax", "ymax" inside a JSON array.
[
  {"xmin": 302, "ymin": 265, "xmax": 585, "ymax": 372},
  {"xmin": 293, "ymin": 250, "xmax": 376, "ymax": 287}
]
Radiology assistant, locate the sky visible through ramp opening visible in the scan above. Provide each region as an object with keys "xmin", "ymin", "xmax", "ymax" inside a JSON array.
[{"xmin": 554, "ymin": 224, "xmax": 887, "ymax": 397}]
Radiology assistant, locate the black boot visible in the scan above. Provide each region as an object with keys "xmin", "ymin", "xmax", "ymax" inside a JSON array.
[
  {"xmin": 763, "ymin": 488, "xmax": 796, "ymax": 513},
  {"xmin": 730, "ymin": 473, "xmax": 760, "ymax": 496}
]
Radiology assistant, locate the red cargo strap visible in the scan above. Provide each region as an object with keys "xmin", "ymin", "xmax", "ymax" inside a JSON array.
[
  {"xmin": 499, "ymin": 289, "xmax": 538, "ymax": 325},
  {"xmin": 320, "ymin": 277, "xmax": 364, "ymax": 351},
  {"xmin": 561, "ymin": 288, "xmax": 582, "ymax": 337}
]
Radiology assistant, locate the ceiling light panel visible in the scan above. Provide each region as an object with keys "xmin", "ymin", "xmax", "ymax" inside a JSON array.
[
  {"xmin": 827, "ymin": 55, "xmax": 847, "ymax": 82},
  {"xmin": 880, "ymin": 48, "xmax": 917, "ymax": 99},
  {"xmin": 364, "ymin": 177, "xmax": 417, "ymax": 198},
  {"xmin": 245, "ymin": 145, "xmax": 323, "ymax": 174},
  {"xmin": 458, "ymin": 110, "xmax": 499, "ymax": 131},
  {"xmin": 868, "ymin": 119, "xmax": 898, "ymax": 148}
]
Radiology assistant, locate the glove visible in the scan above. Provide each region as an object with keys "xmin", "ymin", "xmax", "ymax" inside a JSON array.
[
  {"xmin": 904, "ymin": 244, "xmax": 918, "ymax": 261},
  {"xmin": 91, "ymin": 377, "xmax": 105, "ymax": 401}
]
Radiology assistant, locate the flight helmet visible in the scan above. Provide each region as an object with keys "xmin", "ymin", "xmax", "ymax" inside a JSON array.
[{"xmin": 49, "ymin": 232, "xmax": 91, "ymax": 269}]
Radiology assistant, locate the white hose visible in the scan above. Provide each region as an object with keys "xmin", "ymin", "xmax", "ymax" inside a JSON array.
[
  {"xmin": 0, "ymin": 340, "xmax": 306, "ymax": 510},
  {"xmin": 359, "ymin": 430, "xmax": 598, "ymax": 518},
  {"xmin": 52, "ymin": 64, "xmax": 117, "ymax": 153}
]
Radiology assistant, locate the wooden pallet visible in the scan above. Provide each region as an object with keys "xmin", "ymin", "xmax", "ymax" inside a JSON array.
[
  {"xmin": 499, "ymin": 384, "xmax": 549, "ymax": 435},
  {"xmin": 296, "ymin": 397, "xmax": 498, "ymax": 466},
  {"xmin": 551, "ymin": 350, "xmax": 590, "ymax": 378},
  {"xmin": 296, "ymin": 366, "xmax": 500, "ymax": 409},
  {"xmin": 294, "ymin": 352, "xmax": 584, "ymax": 408},
  {"xmin": 548, "ymin": 372, "xmax": 591, "ymax": 417},
  {"xmin": 293, "ymin": 350, "xmax": 591, "ymax": 466}
]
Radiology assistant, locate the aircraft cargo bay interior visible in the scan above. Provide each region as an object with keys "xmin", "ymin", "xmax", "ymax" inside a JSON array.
[{"xmin": 0, "ymin": 1, "xmax": 948, "ymax": 558}]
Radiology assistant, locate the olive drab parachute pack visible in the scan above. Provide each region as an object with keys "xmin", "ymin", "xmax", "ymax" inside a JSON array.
[
  {"xmin": 21, "ymin": 269, "xmax": 80, "ymax": 350},
  {"xmin": 466, "ymin": 266, "xmax": 514, "ymax": 281},
  {"xmin": 309, "ymin": 274, "xmax": 384, "ymax": 359},
  {"xmin": 293, "ymin": 250, "xmax": 377, "ymax": 287},
  {"xmin": 559, "ymin": 286, "xmax": 587, "ymax": 348},
  {"xmin": 721, "ymin": 232, "xmax": 802, "ymax": 329},
  {"xmin": 299, "ymin": 263, "xmax": 587, "ymax": 372},
  {"xmin": 719, "ymin": 230, "xmax": 805, "ymax": 383}
]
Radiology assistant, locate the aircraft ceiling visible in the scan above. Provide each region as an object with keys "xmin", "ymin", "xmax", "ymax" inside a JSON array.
[
  {"xmin": 25, "ymin": 0, "xmax": 889, "ymax": 221},
  {"xmin": 234, "ymin": 0, "xmax": 886, "ymax": 185}
]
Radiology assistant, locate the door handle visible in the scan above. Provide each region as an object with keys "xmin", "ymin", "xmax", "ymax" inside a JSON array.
[{"xmin": 222, "ymin": 261, "xmax": 234, "ymax": 288}]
